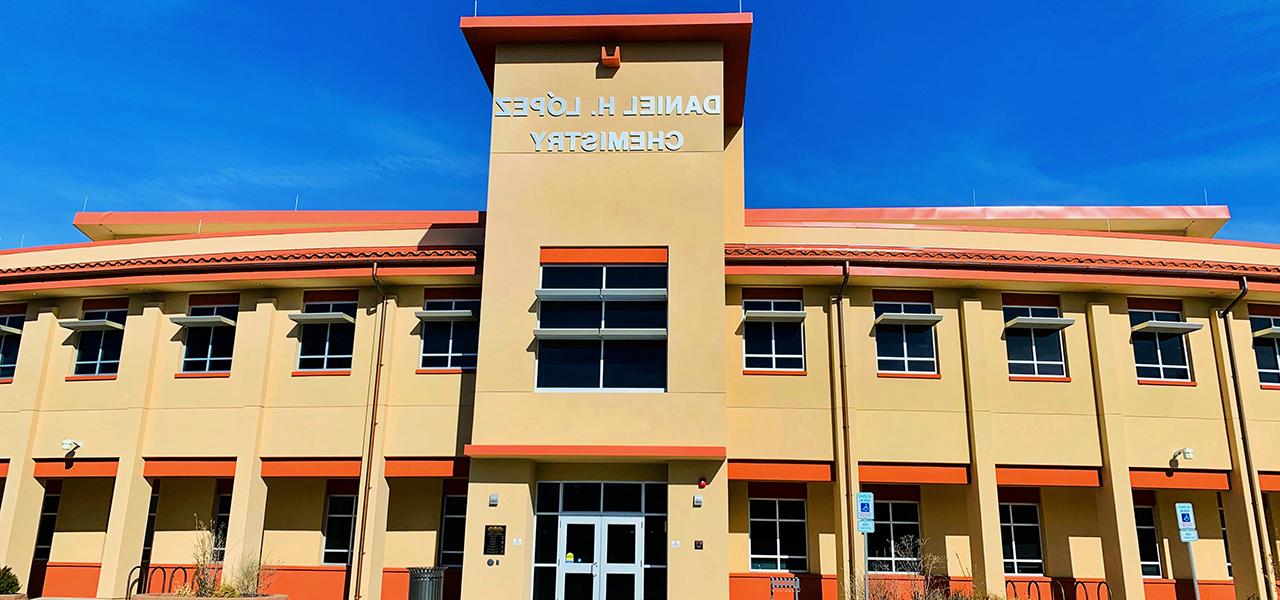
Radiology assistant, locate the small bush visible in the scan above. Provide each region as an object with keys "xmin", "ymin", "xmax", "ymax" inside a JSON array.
[
  {"xmin": 213, "ymin": 583, "xmax": 240, "ymax": 598},
  {"xmin": 0, "ymin": 566, "xmax": 21, "ymax": 594}
]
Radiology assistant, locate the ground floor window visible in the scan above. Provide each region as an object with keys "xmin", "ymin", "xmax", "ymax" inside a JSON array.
[
  {"xmin": 211, "ymin": 480, "xmax": 233, "ymax": 562},
  {"xmin": 33, "ymin": 481, "xmax": 62, "ymax": 561},
  {"xmin": 1218, "ymin": 494, "xmax": 1232, "ymax": 577},
  {"xmin": 1134, "ymin": 505, "xmax": 1162, "ymax": 577},
  {"xmin": 439, "ymin": 494, "xmax": 466, "ymax": 568},
  {"xmin": 999, "ymin": 503, "xmax": 1043, "ymax": 575},
  {"xmin": 531, "ymin": 481, "xmax": 666, "ymax": 600},
  {"xmin": 748, "ymin": 497, "xmax": 808, "ymax": 572},
  {"xmin": 868, "ymin": 500, "xmax": 921, "ymax": 573},
  {"xmin": 323, "ymin": 481, "xmax": 358, "ymax": 565}
]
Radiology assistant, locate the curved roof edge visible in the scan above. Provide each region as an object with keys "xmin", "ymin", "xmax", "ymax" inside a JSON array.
[{"xmin": 73, "ymin": 210, "xmax": 486, "ymax": 241}]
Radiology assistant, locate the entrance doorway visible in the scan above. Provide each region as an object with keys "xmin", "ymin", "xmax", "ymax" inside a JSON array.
[
  {"xmin": 532, "ymin": 481, "xmax": 666, "ymax": 600},
  {"xmin": 557, "ymin": 515, "xmax": 644, "ymax": 600}
]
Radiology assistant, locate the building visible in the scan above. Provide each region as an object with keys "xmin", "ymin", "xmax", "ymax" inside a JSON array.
[{"xmin": 1, "ymin": 11, "xmax": 1279, "ymax": 600}]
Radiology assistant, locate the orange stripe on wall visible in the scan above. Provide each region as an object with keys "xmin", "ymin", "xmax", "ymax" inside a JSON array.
[
  {"xmin": 464, "ymin": 444, "xmax": 725, "ymax": 460},
  {"xmin": 143, "ymin": 458, "xmax": 237, "ymax": 478},
  {"xmin": 1257, "ymin": 473, "xmax": 1280, "ymax": 492},
  {"xmin": 0, "ymin": 266, "xmax": 478, "ymax": 295},
  {"xmin": 262, "ymin": 565, "xmax": 349, "ymax": 600},
  {"xmin": 0, "ymin": 460, "xmax": 8, "ymax": 478},
  {"xmin": 539, "ymin": 247, "xmax": 668, "ymax": 264},
  {"xmin": 260, "ymin": 458, "xmax": 362, "ymax": 478},
  {"xmin": 727, "ymin": 461, "xmax": 833, "ymax": 482},
  {"xmin": 303, "ymin": 289, "xmax": 359, "ymax": 303},
  {"xmin": 729, "ymin": 572, "xmax": 838, "ymax": 600},
  {"xmin": 859, "ymin": 463, "xmax": 969, "ymax": 485},
  {"xmin": 996, "ymin": 466, "xmax": 1101, "ymax": 488},
  {"xmin": 1130, "ymin": 469, "xmax": 1230, "ymax": 490},
  {"xmin": 1143, "ymin": 579, "xmax": 1236, "ymax": 600},
  {"xmin": 384, "ymin": 458, "xmax": 467, "ymax": 478},
  {"xmin": 41, "ymin": 562, "xmax": 101, "ymax": 598},
  {"xmin": 1249, "ymin": 303, "xmax": 1280, "ymax": 318},
  {"xmin": 33, "ymin": 459, "xmax": 119, "ymax": 479},
  {"xmin": 0, "ymin": 302, "xmax": 27, "ymax": 315}
]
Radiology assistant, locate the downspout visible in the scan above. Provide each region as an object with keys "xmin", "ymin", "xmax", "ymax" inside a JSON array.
[
  {"xmin": 352, "ymin": 262, "xmax": 389, "ymax": 600},
  {"xmin": 1217, "ymin": 277, "xmax": 1277, "ymax": 600},
  {"xmin": 834, "ymin": 261, "xmax": 858, "ymax": 575}
]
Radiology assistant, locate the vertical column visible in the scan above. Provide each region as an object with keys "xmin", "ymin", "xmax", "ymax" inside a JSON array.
[
  {"xmin": 99, "ymin": 300, "xmax": 168, "ymax": 597},
  {"xmin": 1210, "ymin": 308, "xmax": 1275, "ymax": 600},
  {"xmin": 459, "ymin": 459, "xmax": 535, "ymax": 600},
  {"xmin": 827, "ymin": 292, "xmax": 856, "ymax": 599},
  {"xmin": 1084, "ymin": 300, "xmax": 1146, "ymax": 600},
  {"xmin": 670, "ymin": 460, "xmax": 729, "ymax": 600},
  {"xmin": 0, "ymin": 305, "xmax": 59, "ymax": 583},
  {"xmin": 354, "ymin": 293, "xmax": 398, "ymax": 600},
  {"xmin": 222, "ymin": 294, "xmax": 278, "ymax": 575},
  {"xmin": 957, "ymin": 297, "xmax": 1005, "ymax": 597}
]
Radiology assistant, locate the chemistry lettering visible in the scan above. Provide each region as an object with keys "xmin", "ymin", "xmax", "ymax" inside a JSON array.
[{"xmin": 494, "ymin": 92, "xmax": 721, "ymax": 153}]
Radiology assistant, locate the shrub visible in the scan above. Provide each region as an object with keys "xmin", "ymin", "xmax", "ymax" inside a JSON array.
[
  {"xmin": 0, "ymin": 566, "xmax": 20, "ymax": 594},
  {"xmin": 213, "ymin": 583, "xmax": 240, "ymax": 598}
]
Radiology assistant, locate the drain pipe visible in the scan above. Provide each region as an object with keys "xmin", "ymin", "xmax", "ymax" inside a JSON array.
[
  {"xmin": 833, "ymin": 261, "xmax": 858, "ymax": 579},
  {"xmin": 1217, "ymin": 277, "xmax": 1277, "ymax": 600},
  {"xmin": 352, "ymin": 262, "xmax": 390, "ymax": 600}
]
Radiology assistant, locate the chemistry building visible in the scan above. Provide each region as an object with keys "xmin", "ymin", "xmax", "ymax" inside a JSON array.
[{"xmin": 3, "ymin": 12, "xmax": 1280, "ymax": 600}]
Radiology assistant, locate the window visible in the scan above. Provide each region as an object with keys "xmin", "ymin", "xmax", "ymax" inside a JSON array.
[
  {"xmin": 999, "ymin": 503, "xmax": 1043, "ymax": 575},
  {"xmin": 0, "ymin": 306, "xmax": 24, "ymax": 379},
  {"xmin": 439, "ymin": 494, "xmax": 466, "ymax": 567},
  {"xmin": 742, "ymin": 295, "xmax": 805, "ymax": 372},
  {"xmin": 182, "ymin": 303, "xmax": 238, "ymax": 373},
  {"xmin": 33, "ymin": 482, "xmax": 61, "ymax": 562},
  {"xmin": 298, "ymin": 297, "xmax": 357, "ymax": 371},
  {"xmin": 211, "ymin": 482, "xmax": 233, "ymax": 562},
  {"xmin": 1129, "ymin": 309, "xmax": 1192, "ymax": 381},
  {"xmin": 868, "ymin": 500, "xmax": 921, "ymax": 573},
  {"xmin": 535, "ymin": 264, "xmax": 667, "ymax": 390},
  {"xmin": 748, "ymin": 498, "xmax": 807, "ymax": 572},
  {"xmin": 141, "ymin": 484, "xmax": 161, "ymax": 565},
  {"xmin": 874, "ymin": 300, "xmax": 938, "ymax": 374},
  {"xmin": 420, "ymin": 299, "xmax": 479, "ymax": 371},
  {"xmin": 1003, "ymin": 305, "xmax": 1067, "ymax": 377},
  {"xmin": 1135, "ymin": 505, "xmax": 1162, "ymax": 577},
  {"xmin": 1250, "ymin": 314, "xmax": 1280, "ymax": 385},
  {"xmin": 74, "ymin": 307, "xmax": 127, "ymax": 375},
  {"xmin": 1218, "ymin": 493, "xmax": 1232, "ymax": 577},
  {"xmin": 322, "ymin": 486, "xmax": 357, "ymax": 565}
]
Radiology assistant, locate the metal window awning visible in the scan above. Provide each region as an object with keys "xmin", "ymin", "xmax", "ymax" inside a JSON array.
[
  {"xmin": 1005, "ymin": 316, "xmax": 1075, "ymax": 330},
  {"xmin": 59, "ymin": 318, "xmax": 125, "ymax": 332},
  {"xmin": 534, "ymin": 288, "xmax": 667, "ymax": 302},
  {"xmin": 288, "ymin": 312, "xmax": 355, "ymax": 325},
  {"xmin": 1253, "ymin": 326, "xmax": 1280, "ymax": 339},
  {"xmin": 874, "ymin": 313, "xmax": 943, "ymax": 326},
  {"xmin": 416, "ymin": 309, "xmax": 477, "ymax": 321},
  {"xmin": 1131, "ymin": 320, "xmax": 1202, "ymax": 334},
  {"xmin": 0, "ymin": 324, "xmax": 21, "ymax": 336},
  {"xmin": 533, "ymin": 328, "xmax": 667, "ymax": 340},
  {"xmin": 743, "ymin": 310, "xmax": 807, "ymax": 322},
  {"xmin": 170, "ymin": 315, "xmax": 236, "ymax": 327}
]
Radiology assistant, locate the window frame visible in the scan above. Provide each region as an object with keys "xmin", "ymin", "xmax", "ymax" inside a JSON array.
[
  {"xmin": 1250, "ymin": 314, "xmax": 1280, "ymax": 386},
  {"xmin": 322, "ymin": 490, "xmax": 358, "ymax": 566},
  {"xmin": 999, "ymin": 502, "xmax": 1044, "ymax": 575},
  {"xmin": 297, "ymin": 300, "xmax": 357, "ymax": 372},
  {"xmin": 1134, "ymin": 505, "xmax": 1163, "ymax": 578},
  {"xmin": 74, "ymin": 308, "xmax": 127, "ymax": 376},
  {"xmin": 419, "ymin": 299, "xmax": 480, "ymax": 372},
  {"xmin": 742, "ymin": 298, "xmax": 806, "ymax": 372},
  {"xmin": 873, "ymin": 301, "xmax": 939, "ymax": 374},
  {"xmin": 534, "ymin": 264, "xmax": 668, "ymax": 392},
  {"xmin": 867, "ymin": 500, "xmax": 922, "ymax": 574},
  {"xmin": 1002, "ymin": 305, "xmax": 1068, "ymax": 378},
  {"xmin": 1129, "ymin": 309, "xmax": 1193, "ymax": 382},
  {"xmin": 0, "ymin": 309, "xmax": 24, "ymax": 379},
  {"xmin": 211, "ymin": 485, "xmax": 233, "ymax": 562},
  {"xmin": 438, "ymin": 494, "xmax": 467, "ymax": 567},
  {"xmin": 181, "ymin": 303, "xmax": 239, "ymax": 374},
  {"xmin": 747, "ymin": 497, "xmax": 809, "ymax": 573}
]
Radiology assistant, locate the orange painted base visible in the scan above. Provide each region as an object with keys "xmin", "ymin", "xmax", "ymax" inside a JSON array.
[
  {"xmin": 263, "ymin": 565, "xmax": 349, "ymax": 600},
  {"xmin": 1143, "ymin": 579, "xmax": 1235, "ymax": 600},
  {"xmin": 729, "ymin": 572, "xmax": 838, "ymax": 600},
  {"xmin": 39, "ymin": 562, "xmax": 101, "ymax": 598}
]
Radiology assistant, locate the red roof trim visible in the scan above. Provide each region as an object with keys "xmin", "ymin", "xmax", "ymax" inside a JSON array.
[{"xmin": 745, "ymin": 205, "xmax": 1230, "ymax": 224}]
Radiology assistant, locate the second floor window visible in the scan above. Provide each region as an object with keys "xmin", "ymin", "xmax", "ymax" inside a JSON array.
[
  {"xmin": 297, "ymin": 292, "xmax": 357, "ymax": 372},
  {"xmin": 0, "ymin": 305, "xmax": 24, "ymax": 378},
  {"xmin": 75, "ymin": 304, "xmax": 127, "ymax": 376},
  {"xmin": 1000, "ymin": 503, "xmax": 1043, "ymax": 575},
  {"xmin": 749, "ymin": 497, "xmax": 807, "ymax": 572},
  {"xmin": 742, "ymin": 291, "xmax": 805, "ymax": 372},
  {"xmin": 420, "ymin": 296, "xmax": 480, "ymax": 371},
  {"xmin": 1250, "ymin": 311, "xmax": 1280, "ymax": 385},
  {"xmin": 535, "ymin": 263, "xmax": 667, "ymax": 390},
  {"xmin": 1003, "ymin": 304, "xmax": 1067, "ymax": 377},
  {"xmin": 873, "ymin": 296, "xmax": 938, "ymax": 374},
  {"xmin": 1129, "ymin": 306, "xmax": 1192, "ymax": 381},
  {"xmin": 182, "ymin": 299, "xmax": 238, "ymax": 373}
]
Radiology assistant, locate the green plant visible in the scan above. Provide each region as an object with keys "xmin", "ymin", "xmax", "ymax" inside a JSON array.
[
  {"xmin": 213, "ymin": 583, "xmax": 239, "ymax": 598},
  {"xmin": 0, "ymin": 566, "xmax": 21, "ymax": 594}
]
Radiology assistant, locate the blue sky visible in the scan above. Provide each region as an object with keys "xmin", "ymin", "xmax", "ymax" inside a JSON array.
[{"xmin": 2, "ymin": 1, "xmax": 1279, "ymax": 247}]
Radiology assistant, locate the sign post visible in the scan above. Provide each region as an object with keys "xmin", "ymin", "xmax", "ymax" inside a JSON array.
[
  {"xmin": 856, "ymin": 492, "xmax": 875, "ymax": 600},
  {"xmin": 1175, "ymin": 503, "xmax": 1201, "ymax": 600}
]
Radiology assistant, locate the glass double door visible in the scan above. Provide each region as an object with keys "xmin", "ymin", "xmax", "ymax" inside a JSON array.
[{"xmin": 556, "ymin": 515, "xmax": 644, "ymax": 600}]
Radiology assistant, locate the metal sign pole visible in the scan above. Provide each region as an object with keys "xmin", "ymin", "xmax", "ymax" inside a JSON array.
[
  {"xmin": 1175, "ymin": 502, "xmax": 1201, "ymax": 600},
  {"xmin": 1187, "ymin": 540, "xmax": 1201, "ymax": 600},
  {"xmin": 863, "ymin": 531, "xmax": 869, "ymax": 600}
]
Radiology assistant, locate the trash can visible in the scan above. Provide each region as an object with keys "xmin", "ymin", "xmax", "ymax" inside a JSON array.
[{"xmin": 407, "ymin": 566, "xmax": 448, "ymax": 600}]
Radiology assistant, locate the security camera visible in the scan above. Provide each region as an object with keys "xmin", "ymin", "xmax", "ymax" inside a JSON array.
[{"xmin": 61, "ymin": 438, "xmax": 82, "ymax": 452}]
